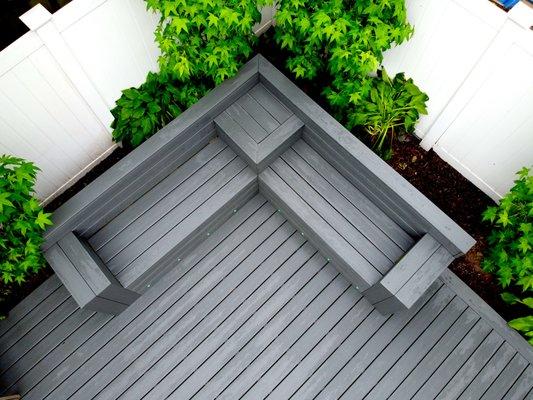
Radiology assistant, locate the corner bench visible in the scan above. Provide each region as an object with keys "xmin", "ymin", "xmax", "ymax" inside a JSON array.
[{"xmin": 43, "ymin": 55, "xmax": 474, "ymax": 315}]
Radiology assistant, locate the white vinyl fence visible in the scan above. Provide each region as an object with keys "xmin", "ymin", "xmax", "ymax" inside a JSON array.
[
  {"xmin": 0, "ymin": 0, "xmax": 531, "ymax": 203},
  {"xmin": 383, "ymin": 0, "xmax": 533, "ymax": 200}
]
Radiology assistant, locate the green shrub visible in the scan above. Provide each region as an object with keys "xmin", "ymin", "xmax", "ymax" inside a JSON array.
[
  {"xmin": 482, "ymin": 167, "xmax": 533, "ymax": 343},
  {"xmin": 111, "ymin": 72, "xmax": 207, "ymax": 147},
  {"xmin": 112, "ymin": 0, "xmax": 266, "ymax": 147},
  {"xmin": 274, "ymin": 0, "xmax": 412, "ymax": 82},
  {"xmin": 273, "ymin": 0, "xmax": 427, "ymax": 158},
  {"xmin": 146, "ymin": 0, "xmax": 267, "ymax": 84},
  {"xmin": 332, "ymin": 69, "xmax": 428, "ymax": 159},
  {"xmin": 0, "ymin": 155, "xmax": 52, "ymax": 284}
]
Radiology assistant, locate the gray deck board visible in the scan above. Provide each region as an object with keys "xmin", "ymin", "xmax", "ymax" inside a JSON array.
[
  {"xmin": 480, "ymin": 353, "xmax": 530, "ymax": 399},
  {"xmin": 237, "ymin": 93, "xmax": 280, "ymax": 134},
  {"xmin": 225, "ymin": 102, "xmax": 269, "ymax": 142},
  {"xmin": 291, "ymin": 140, "xmax": 414, "ymax": 252},
  {"xmin": 502, "ymin": 366, "xmax": 533, "ymax": 400},
  {"xmin": 1, "ymin": 198, "xmax": 532, "ymax": 399},
  {"xmin": 248, "ymin": 83, "xmax": 291, "ymax": 124},
  {"xmin": 270, "ymin": 156, "xmax": 393, "ymax": 272},
  {"xmin": 88, "ymin": 139, "xmax": 228, "ymax": 250},
  {"xmin": 101, "ymin": 148, "xmax": 240, "ymax": 267}
]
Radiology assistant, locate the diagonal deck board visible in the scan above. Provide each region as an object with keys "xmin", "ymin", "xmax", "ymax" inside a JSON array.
[{"xmin": 1, "ymin": 195, "xmax": 531, "ymax": 400}]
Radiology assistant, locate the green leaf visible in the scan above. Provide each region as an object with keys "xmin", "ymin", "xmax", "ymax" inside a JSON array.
[
  {"xmin": 508, "ymin": 315, "xmax": 533, "ymax": 332},
  {"xmin": 0, "ymin": 192, "xmax": 13, "ymax": 212},
  {"xmin": 35, "ymin": 211, "xmax": 52, "ymax": 230},
  {"xmin": 501, "ymin": 292, "xmax": 520, "ymax": 304},
  {"xmin": 171, "ymin": 17, "xmax": 189, "ymax": 34}
]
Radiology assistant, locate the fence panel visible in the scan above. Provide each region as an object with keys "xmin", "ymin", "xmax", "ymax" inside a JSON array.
[
  {"xmin": 382, "ymin": 0, "xmax": 506, "ymax": 138},
  {"xmin": 58, "ymin": 0, "xmax": 160, "ymax": 108},
  {"xmin": 429, "ymin": 10, "xmax": 533, "ymax": 199}
]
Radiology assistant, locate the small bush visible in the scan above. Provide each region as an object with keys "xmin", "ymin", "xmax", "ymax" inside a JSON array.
[
  {"xmin": 482, "ymin": 167, "xmax": 533, "ymax": 343},
  {"xmin": 111, "ymin": 72, "xmax": 207, "ymax": 147},
  {"xmin": 273, "ymin": 0, "xmax": 427, "ymax": 159},
  {"xmin": 146, "ymin": 0, "xmax": 266, "ymax": 84},
  {"xmin": 329, "ymin": 70, "xmax": 428, "ymax": 159},
  {"xmin": 0, "ymin": 155, "xmax": 52, "ymax": 284}
]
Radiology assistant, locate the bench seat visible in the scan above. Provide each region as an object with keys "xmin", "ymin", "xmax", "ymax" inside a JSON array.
[
  {"xmin": 88, "ymin": 138, "xmax": 257, "ymax": 289},
  {"xmin": 259, "ymin": 140, "xmax": 415, "ymax": 292}
]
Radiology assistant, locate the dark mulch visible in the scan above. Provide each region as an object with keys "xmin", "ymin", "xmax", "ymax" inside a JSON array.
[
  {"xmin": 0, "ymin": 39, "xmax": 513, "ymax": 322},
  {"xmin": 388, "ymin": 137, "xmax": 516, "ymax": 319}
]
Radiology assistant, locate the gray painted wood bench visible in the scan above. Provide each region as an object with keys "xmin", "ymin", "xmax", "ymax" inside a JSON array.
[{"xmin": 43, "ymin": 54, "xmax": 474, "ymax": 315}]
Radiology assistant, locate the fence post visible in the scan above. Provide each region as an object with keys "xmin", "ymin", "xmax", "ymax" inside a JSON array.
[{"xmin": 20, "ymin": 4, "xmax": 113, "ymax": 133}]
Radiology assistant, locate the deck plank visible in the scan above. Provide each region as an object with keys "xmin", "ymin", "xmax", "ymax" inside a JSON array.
[
  {"xmin": 262, "ymin": 297, "xmax": 374, "ymax": 400},
  {"xmin": 89, "ymin": 139, "xmax": 227, "ymax": 250},
  {"xmin": 111, "ymin": 237, "xmax": 316, "ymax": 400},
  {"xmin": 237, "ymin": 93, "xmax": 280, "ymax": 134},
  {"xmin": 45, "ymin": 202, "xmax": 278, "ymax": 400},
  {"xmin": 72, "ymin": 215, "xmax": 293, "ymax": 400},
  {"xmin": 98, "ymin": 147, "xmax": 238, "ymax": 265},
  {"xmin": 225, "ymin": 102, "xmax": 269, "ymax": 143},
  {"xmin": 314, "ymin": 284, "xmax": 453, "ymax": 400},
  {"xmin": 147, "ymin": 259, "xmax": 336, "ymax": 400},
  {"xmin": 282, "ymin": 147, "xmax": 405, "ymax": 262},
  {"xmin": 291, "ymin": 140, "xmax": 413, "ymax": 253},
  {"xmin": 1, "ymin": 204, "xmax": 531, "ymax": 400},
  {"xmin": 22, "ymin": 196, "xmax": 272, "ymax": 400},
  {"xmin": 235, "ymin": 288, "xmax": 360, "ymax": 400},
  {"xmin": 248, "ymin": 83, "xmax": 291, "ymax": 124},
  {"xmin": 480, "ymin": 353, "xmax": 529, "ymax": 400},
  {"xmin": 271, "ymin": 157, "xmax": 393, "ymax": 272},
  {"xmin": 412, "ymin": 327, "xmax": 501, "ymax": 400},
  {"xmin": 373, "ymin": 307, "xmax": 480, "ymax": 400}
]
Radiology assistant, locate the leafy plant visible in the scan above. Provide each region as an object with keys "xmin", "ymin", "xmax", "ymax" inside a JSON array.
[
  {"xmin": 111, "ymin": 72, "xmax": 207, "ymax": 147},
  {"xmin": 482, "ymin": 167, "xmax": 533, "ymax": 343},
  {"xmin": 274, "ymin": 0, "xmax": 413, "ymax": 82},
  {"xmin": 273, "ymin": 0, "xmax": 427, "ymax": 158},
  {"xmin": 0, "ymin": 155, "xmax": 52, "ymax": 285},
  {"xmin": 335, "ymin": 69, "xmax": 428, "ymax": 159},
  {"xmin": 146, "ymin": 0, "xmax": 266, "ymax": 84}
]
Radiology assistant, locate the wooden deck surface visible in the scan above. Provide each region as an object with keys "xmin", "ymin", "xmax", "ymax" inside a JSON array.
[
  {"xmin": 2, "ymin": 57, "xmax": 532, "ymax": 399},
  {"xmin": 1, "ymin": 194, "xmax": 532, "ymax": 399}
]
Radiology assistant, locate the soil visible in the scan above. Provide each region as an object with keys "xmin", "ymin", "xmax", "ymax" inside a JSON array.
[
  {"xmin": 0, "ymin": 36, "xmax": 514, "ymax": 321},
  {"xmin": 388, "ymin": 138, "xmax": 516, "ymax": 319}
]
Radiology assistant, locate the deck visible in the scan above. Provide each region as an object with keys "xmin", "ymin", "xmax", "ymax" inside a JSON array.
[
  {"xmin": 1, "ymin": 195, "xmax": 532, "ymax": 399},
  {"xmin": 0, "ymin": 55, "xmax": 532, "ymax": 399}
]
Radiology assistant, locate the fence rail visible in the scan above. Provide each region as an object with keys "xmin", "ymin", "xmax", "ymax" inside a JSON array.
[{"xmin": 0, "ymin": 0, "xmax": 532, "ymax": 202}]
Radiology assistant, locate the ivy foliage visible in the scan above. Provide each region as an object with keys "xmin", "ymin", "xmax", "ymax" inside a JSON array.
[
  {"xmin": 146, "ymin": 0, "xmax": 266, "ymax": 84},
  {"xmin": 274, "ymin": 0, "xmax": 427, "ymax": 158},
  {"xmin": 111, "ymin": 72, "xmax": 207, "ymax": 147},
  {"xmin": 0, "ymin": 156, "xmax": 52, "ymax": 285},
  {"xmin": 482, "ymin": 167, "xmax": 533, "ymax": 343}
]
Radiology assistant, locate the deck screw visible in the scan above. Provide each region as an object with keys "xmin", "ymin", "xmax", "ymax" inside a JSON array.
[
  {"xmin": 207, "ymin": 232, "xmax": 210, "ymax": 236},
  {"xmin": 327, "ymin": 258, "xmax": 331, "ymax": 262},
  {"xmin": 177, "ymin": 258, "xmax": 181, "ymax": 262},
  {"xmin": 147, "ymin": 284, "xmax": 151, "ymax": 288},
  {"xmin": 301, "ymin": 232, "xmax": 304, "ymax": 236},
  {"xmin": 233, "ymin": 209, "xmax": 237, "ymax": 213}
]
